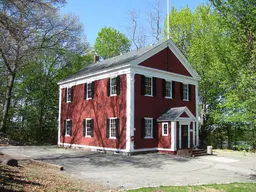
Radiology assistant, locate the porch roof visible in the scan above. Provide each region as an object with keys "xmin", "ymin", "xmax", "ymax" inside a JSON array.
[{"xmin": 157, "ymin": 106, "xmax": 195, "ymax": 122}]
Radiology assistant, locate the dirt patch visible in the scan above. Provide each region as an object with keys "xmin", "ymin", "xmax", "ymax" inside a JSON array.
[{"xmin": 0, "ymin": 158, "xmax": 117, "ymax": 192}]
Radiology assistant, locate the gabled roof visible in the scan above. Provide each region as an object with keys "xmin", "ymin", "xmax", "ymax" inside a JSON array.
[
  {"xmin": 157, "ymin": 106, "xmax": 196, "ymax": 122},
  {"xmin": 59, "ymin": 39, "xmax": 200, "ymax": 84}
]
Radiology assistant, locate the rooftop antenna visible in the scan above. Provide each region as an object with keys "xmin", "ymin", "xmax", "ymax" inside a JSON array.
[{"xmin": 167, "ymin": 0, "xmax": 170, "ymax": 39}]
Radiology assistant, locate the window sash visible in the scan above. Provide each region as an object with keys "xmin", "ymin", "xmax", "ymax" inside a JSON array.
[
  {"xmin": 65, "ymin": 120, "xmax": 71, "ymax": 136},
  {"xmin": 85, "ymin": 119, "xmax": 92, "ymax": 136},
  {"xmin": 109, "ymin": 118, "xmax": 117, "ymax": 138},
  {"xmin": 87, "ymin": 83, "xmax": 92, "ymax": 99},
  {"xmin": 110, "ymin": 78, "xmax": 117, "ymax": 95},
  {"xmin": 67, "ymin": 88, "xmax": 72, "ymax": 102},
  {"xmin": 162, "ymin": 123, "xmax": 168, "ymax": 136},
  {"xmin": 165, "ymin": 81, "xmax": 172, "ymax": 98},
  {"xmin": 183, "ymin": 84, "xmax": 189, "ymax": 100},
  {"xmin": 145, "ymin": 77, "xmax": 152, "ymax": 96},
  {"xmin": 144, "ymin": 118, "xmax": 153, "ymax": 138}
]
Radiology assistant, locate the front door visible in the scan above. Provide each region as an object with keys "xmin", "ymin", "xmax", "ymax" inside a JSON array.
[{"xmin": 181, "ymin": 125, "xmax": 188, "ymax": 148}]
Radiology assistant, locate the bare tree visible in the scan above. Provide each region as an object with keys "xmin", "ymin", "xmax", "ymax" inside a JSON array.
[
  {"xmin": 127, "ymin": 10, "xmax": 147, "ymax": 50},
  {"xmin": 0, "ymin": 0, "xmax": 86, "ymax": 132},
  {"xmin": 148, "ymin": 0, "xmax": 162, "ymax": 42}
]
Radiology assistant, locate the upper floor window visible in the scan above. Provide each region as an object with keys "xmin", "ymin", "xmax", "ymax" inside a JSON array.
[
  {"xmin": 180, "ymin": 83, "xmax": 191, "ymax": 101},
  {"xmin": 84, "ymin": 118, "xmax": 93, "ymax": 137},
  {"xmin": 162, "ymin": 122, "xmax": 168, "ymax": 136},
  {"xmin": 144, "ymin": 118, "xmax": 153, "ymax": 138},
  {"xmin": 66, "ymin": 87, "xmax": 73, "ymax": 103},
  {"xmin": 142, "ymin": 76, "xmax": 156, "ymax": 97},
  {"xmin": 183, "ymin": 84, "xmax": 189, "ymax": 101},
  {"xmin": 108, "ymin": 76, "xmax": 120, "ymax": 96},
  {"xmin": 145, "ymin": 77, "xmax": 152, "ymax": 96},
  {"xmin": 84, "ymin": 82, "xmax": 94, "ymax": 100},
  {"xmin": 165, "ymin": 81, "xmax": 172, "ymax": 98},
  {"xmin": 106, "ymin": 118, "xmax": 120, "ymax": 139},
  {"xmin": 64, "ymin": 119, "xmax": 72, "ymax": 136}
]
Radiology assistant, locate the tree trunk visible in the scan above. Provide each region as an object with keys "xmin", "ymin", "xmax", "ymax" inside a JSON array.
[{"xmin": 0, "ymin": 73, "xmax": 16, "ymax": 133}]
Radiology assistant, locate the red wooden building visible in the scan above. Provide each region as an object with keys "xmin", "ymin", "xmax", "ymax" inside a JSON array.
[{"xmin": 58, "ymin": 39, "xmax": 201, "ymax": 155}]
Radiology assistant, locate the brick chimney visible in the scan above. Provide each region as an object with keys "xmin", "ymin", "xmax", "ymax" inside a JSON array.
[{"xmin": 94, "ymin": 55, "xmax": 99, "ymax": 63}]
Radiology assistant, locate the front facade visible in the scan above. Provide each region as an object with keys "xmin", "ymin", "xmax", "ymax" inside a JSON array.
[{"xmin": 58, "ymin": 40, "xmax": 200, "ymax": 154}]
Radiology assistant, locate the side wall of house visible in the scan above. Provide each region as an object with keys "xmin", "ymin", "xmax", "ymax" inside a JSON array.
[{"xmin": 60, "ymin": 75, "xmax": 127, "ymax": 149}]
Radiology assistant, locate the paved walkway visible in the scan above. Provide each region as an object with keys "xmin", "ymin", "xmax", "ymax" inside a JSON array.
[{"xmin": 1, "ymin": 146, "xmax": 256, "ymax": 190}]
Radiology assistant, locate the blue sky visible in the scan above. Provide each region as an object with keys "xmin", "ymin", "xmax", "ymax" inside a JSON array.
[{"xmin": 60, "ymin": 0, "xmax": 208, "ymax": 46}]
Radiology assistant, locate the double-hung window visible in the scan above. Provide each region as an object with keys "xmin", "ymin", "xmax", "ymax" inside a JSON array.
[
  {"xmin": 165, "ymin": 81, "xmax": 172, "ymax": 98},
  {"xmin": 145, "ymin": 77, "xmax": 153, "ymax": 96},
  {"xmin": 86, "ymin": 82, "xmax": 93, "ymax": 99},
  {"xmin": 110, "ymin": 77, "xmax": 117, "ymax": 96},
  {"xmin": 144, "ymin": 118, "xmax": 153, "ymax": 138},
  {"xmin": 162, "ymin": 122, "xmax": 168, "ymax": 136},
  {"xmin": 65, "ymin": 119, "xmax": 72, "ymax": 136},
  {"xmin": 84, "ymin": 118, "xmax": 93, "ymax": 137},
  {"xmin": 110, "ymin": 118, "xmax": 117, "ymax": 138},
  {"xmin": 183, "ymin": 84, "xmax": 189, "ymax": 101},
  {"xmin": 66, "ymin": 87, "xmax": 72, "ymax": 102}
]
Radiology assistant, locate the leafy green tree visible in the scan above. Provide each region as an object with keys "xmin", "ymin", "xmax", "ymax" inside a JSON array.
[
  {"xmin": 94, "ymin": 27, "xmax": 131, "ymax": 59},
  {"xmin": 165, "ymin": 5, "xmax": 232, "ymax": 144}
]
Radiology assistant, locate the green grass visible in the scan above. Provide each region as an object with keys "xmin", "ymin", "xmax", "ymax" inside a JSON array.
[{"xmin": 128, "ymin": 183, "xmax": 256, "ymax": 192}]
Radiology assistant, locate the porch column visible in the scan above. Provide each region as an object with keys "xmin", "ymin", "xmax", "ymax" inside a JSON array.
[
  {"xmin": 193, "ymin": 121, "xmax": 195, "ymax": 146},
  {"xmin": 171, "ymin": 121, "xmax": 177, "ymax": 151},
  {"xmin": 126, "ymin": 72, "xmax": 135, "ymax": 152},
  {"xmin": 179, "ymin": 123, "xmax": 181, "ymax": 149},
  {"xmin": 188, "ymin": 124, "xmax": 190, "ymax": 148}
]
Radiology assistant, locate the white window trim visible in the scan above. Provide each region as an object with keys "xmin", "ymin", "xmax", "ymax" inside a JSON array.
[
  {"xmin": 65, "ymin": 119, "xmax": 71, "ymax": 136},
  {"xmin": 109, "ymin": 117, "xmax": 118, "ymax": 139},
  {"xmin": 162, "ymin": 122, "xmax": 168, "ymax": 136},
  {"xmin": 183, "ymin": 84, "xmax": 189, "ymax": 101},
  {"xmin": 86, "ymin": 82, "xmax": 93, "ymax": 100},
  {"xmin": 165, "ymin": 80, "xmax": 173, "ymax": 99},
  {"xmin": 66, "ymin": 87, "xmax": 72, "ymax": 103},
  {"xmin": 144, "ymin": 117, "xmax": 153, "ymax": 139},
  {"xmin": 110, "ymin": 77, "xmax": 117, "ymax": 96},
  {"xmin": 144, "ymin": 76, "xmax": 153, "ymax": 97},
  {"xmin": 85, "ymin": 118, "xmax": 92, "ymax": 137}
]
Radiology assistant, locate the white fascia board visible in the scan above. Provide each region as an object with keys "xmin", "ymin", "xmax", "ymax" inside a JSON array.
[
  {"xmin": 59, "ymin": 65, "xmax": 131, "ymax": 88},
  {"xmin": 131, "ymin": 65, "xmax": 198, "ymax": 86}
]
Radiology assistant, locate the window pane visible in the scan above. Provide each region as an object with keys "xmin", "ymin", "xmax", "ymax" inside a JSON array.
[
  {"xmin": 67, "ymin": 88, "xmax": 72, "ymax": 101},
  {"xmin": 145, "ymin": 119, "xmax": 153, "ymax": 137},
  {"xmin": 111, "ymin": 78, "xmax": 117, "ymax": 95},
  {"xmin": 183, "ymin": 84, "xmax": 188, "ymax": 100},
  {"xmin": 163, "ymin": 124, "xmax": 168, "ymax": 135},
  {"xmin": 110, "ymin": 119, "xmax": 116, "ymax": 137},
  {"xmin": 66, "ymin": 120, "xmax": 71, "ymax": 135},
  {"xmin": 165, "ymin": 81, "xmax": 172, "ymax": 97},
  {"xmin": 86, "ymin": 119, "xmax": 91, "ymax": 136},
  {"xmin": 145, "ymin": 77, "xmax": 152, "ymax": 95},
  {"xmin": 87, "ymin": 83, "xmax": 92, "ymax": 98}
]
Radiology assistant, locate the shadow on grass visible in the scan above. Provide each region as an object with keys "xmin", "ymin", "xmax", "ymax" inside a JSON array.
[{"xmin": 0, "ymin": 166, "xmax": 41, "ymax": 192}]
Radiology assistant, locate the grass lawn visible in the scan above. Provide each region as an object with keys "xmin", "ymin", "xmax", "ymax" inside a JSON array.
[
  {"xmin": 0, "ymin": 154, "xmax": 113, "ymax": 192},
  {"xmin": 128, "ymin": 183, "xmax": 256, "ymax": 192}
]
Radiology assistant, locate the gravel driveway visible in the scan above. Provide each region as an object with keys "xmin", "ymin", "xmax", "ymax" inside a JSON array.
[{"xmin": 1, "ymin": 146, "xmax": 256, "ymax": 190}]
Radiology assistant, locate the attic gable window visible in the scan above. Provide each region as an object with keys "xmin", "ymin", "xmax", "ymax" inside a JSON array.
[
  {"xmin": 66, "ymin": 87, "xmax": 72, "ymax": 103},
  {"xmin": 145, "ymin": 77, "xmax": 153, "ymax": 96}
]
